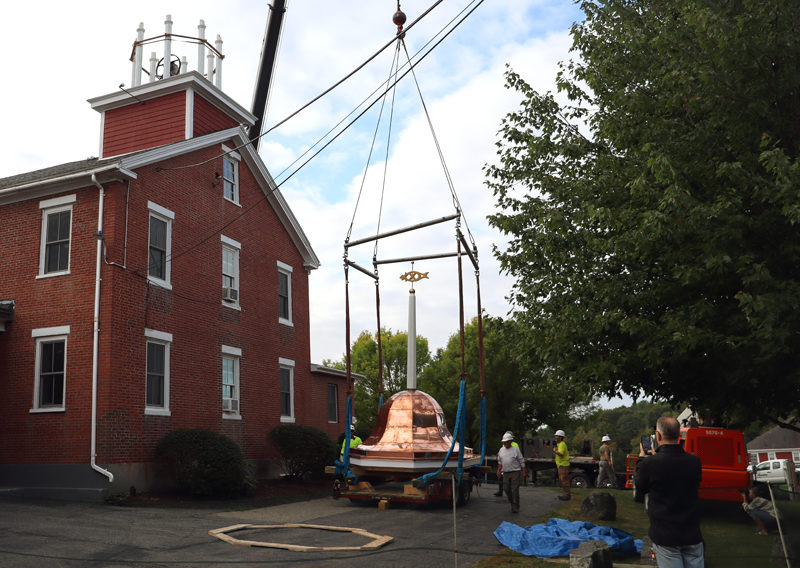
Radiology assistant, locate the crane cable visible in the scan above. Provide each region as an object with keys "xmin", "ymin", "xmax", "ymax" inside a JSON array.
[
  {"xmin": 159, "ymin": 0, "xmax": 486, "ymax": 271},
  {"xmin": 399, "ymin": 38, "xmax": 477, "ymax": 250}
]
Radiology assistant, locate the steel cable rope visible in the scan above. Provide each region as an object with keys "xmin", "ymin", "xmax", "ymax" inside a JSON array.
[
  {"xmin": 372, "ymin": 42, "xmax": 402, "ymax": 257},
  {"xmin": 345, "ymin": 41, "xmax": 403, "ymax": 428},
  {"xmin": 317, "ymin": 3, "xmax": 486, "ymax": 484},
  {"xmin": 154, "ymin": 0, "xmax": 486, "ymax": 272},
  {"xmin": 340, "ymin": 4, "xmax": 487, "ymax": 494},
  {"xmin": 343, "ymin": 41, "xmax": 402, "ymax": 246},
  {"xmin": 156, "ymin": 0, "xmax": 450, "ymax": 173},
  {"xmin": 399, "ymin": 39, "xmax": 477, "ymax": 250},
  {"xmin": 260, "ymin": 0, "xmax": 486, "ymax": 190}
]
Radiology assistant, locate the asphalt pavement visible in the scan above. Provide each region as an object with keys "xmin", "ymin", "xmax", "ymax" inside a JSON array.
[{"xmin": 0, "ymin": 483, "xmax": 561, "ymax": 567}]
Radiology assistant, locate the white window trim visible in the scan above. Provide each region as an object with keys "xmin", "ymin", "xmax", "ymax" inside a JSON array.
[
  {"xmin": 147, "ymin": 202, "xmax": 174, "ymax": 290},
  {"xmin": 277, "ymin": 260, "xmax": 293, "ymax": 327},
  {"xmin": 221, "ymin": 345, "xmax": 242, "ymax": 356},
  {"xmin": 279, "ymin": 357, "xmax": 295, "ymax": 423},
  {"xmin": 221, "ymin": 144, "xmax": 241, "ymax": 206},
  {"xmin": 222, "ymin": 345, "xmax": 241, "ymax": 420},
  {"xmin": 32, "ymin": 325, "xmax": 71, "ymax": 337},
  {"xmin": 221, "ymin": 235, "xmax": 241, "ymax": 308},
  {"xmin": 144, "ymin": 328, "xmax": 172, "ymax": 416},
  {"xmin": 37, "ymin": 194, "xmax": 76, "ymax": 278},
  {"xmin": 30, "ymin": 326, "xmax": 70, "ymax": 413}
]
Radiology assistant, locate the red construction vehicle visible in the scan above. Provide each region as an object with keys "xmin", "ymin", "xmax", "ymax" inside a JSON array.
[{"xmin": 626, "ymin": 426, "xmax": 750, "ymax": 501}]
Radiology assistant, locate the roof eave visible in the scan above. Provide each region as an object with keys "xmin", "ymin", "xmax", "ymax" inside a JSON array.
[
  {"xmin": 0, "ymin": 165, "xmax": 137, "ymax": 206},
  {"xmin": 117, "ymin": 127, "xmax": 320, "ymax": 270},
  {"xmin": 88, "ymin": 71, "xmax": 257, "ymax": 127}
]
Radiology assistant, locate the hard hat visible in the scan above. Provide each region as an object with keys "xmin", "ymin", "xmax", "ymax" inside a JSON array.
[
  {"xmin": 502, "ymin": 432, "xmax": 514, "ymax": 442},
  {"xmin": 504, "ymin": 430, "xmax": 514, "ymax": 437},
  {"xmin": 554, "ymin": 430, "xmax": 566, "ymax": 437},
  {"xmin": 602, "ymin": 435, "xmax": 611, "ymax": 442}
]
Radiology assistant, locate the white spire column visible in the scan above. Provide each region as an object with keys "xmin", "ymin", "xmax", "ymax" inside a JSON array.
[
  {"xmin": 400, "ymin": 265, "xmax": 428, "ymax": 391},
  {"xmin": 407, "ymin": 288, "xmax": 417, "ymax": 391}
]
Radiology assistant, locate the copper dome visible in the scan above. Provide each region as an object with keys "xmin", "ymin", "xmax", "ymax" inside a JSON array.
[{"xmin": 348, "ymin": 390, "xmax": 477, "ymax": 472}]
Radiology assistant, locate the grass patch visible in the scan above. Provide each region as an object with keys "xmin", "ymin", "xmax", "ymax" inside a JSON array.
[{"xmin": 478, "ymin": 487, "xmax": 797, "ymax": 567}]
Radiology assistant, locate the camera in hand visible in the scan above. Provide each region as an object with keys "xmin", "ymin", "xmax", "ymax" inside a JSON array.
[{"xmin": 641, "ymin": 434, "xmax": 653, "ymax": 452}]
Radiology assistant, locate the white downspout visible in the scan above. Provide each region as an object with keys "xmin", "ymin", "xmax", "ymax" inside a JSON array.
[{"xmin": 91, "ymin": 174, "xmax": 114, "ymax": 483}]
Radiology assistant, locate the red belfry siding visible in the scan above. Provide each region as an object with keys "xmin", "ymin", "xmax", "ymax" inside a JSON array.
[
  {"xmin": 194, "ymin": 95, "xmax": 238, "ymax": 137},
  {"xmin": 102, "ymin": 92, "xmax": 187, "ymax": 157}
]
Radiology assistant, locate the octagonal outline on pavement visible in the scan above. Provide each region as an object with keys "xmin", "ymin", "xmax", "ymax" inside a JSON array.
[{"xmin": 208, "ymin": 523, "xmax": 393, "ymax": 551}]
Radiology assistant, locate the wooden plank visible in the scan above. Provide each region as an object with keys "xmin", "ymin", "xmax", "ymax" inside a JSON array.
[{"xmin": 208, "ymin": 523, "xmax": 394, "ymax": 552}]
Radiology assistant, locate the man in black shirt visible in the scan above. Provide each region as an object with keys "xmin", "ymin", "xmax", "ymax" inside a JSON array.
[{"xmin": 634, "ymin": 416, "xmax": 704, "ymax": 567}]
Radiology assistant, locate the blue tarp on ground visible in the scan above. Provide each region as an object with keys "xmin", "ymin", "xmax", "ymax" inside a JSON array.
[{"xmin": 493, "ymin": 518, "xmax": 643, "ymax": 558}]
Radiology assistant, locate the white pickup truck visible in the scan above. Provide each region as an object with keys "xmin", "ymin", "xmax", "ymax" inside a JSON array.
[{"xmin": 750, "ymin": 459, "xmax": 800, "ymax": 485}]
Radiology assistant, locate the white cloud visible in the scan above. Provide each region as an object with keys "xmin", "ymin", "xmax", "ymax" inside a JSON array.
[{"xmin": 2, "ymin": 0, "xmax": 582, "ymax": 365}]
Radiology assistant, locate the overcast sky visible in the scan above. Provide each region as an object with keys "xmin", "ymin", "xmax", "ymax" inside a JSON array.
[{"xmin": 4, "ymin": 1, "xmax": 634, "ymax": 406}]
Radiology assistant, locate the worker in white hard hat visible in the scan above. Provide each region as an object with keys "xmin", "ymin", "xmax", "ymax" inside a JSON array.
[
  {"xmin": 596, "ymin": 434, "xmax": 616, "ymax": 488},
  {"xmin": 553, "ymin": 429, "xmax": 570, "ymax": 500},
  {"xmin": 494, "ymin": 431, "xmax": 521, "ymax": 497},
  {"xmin": 496, "ymin": 432, "xmax": 526, "ymax": 513}
]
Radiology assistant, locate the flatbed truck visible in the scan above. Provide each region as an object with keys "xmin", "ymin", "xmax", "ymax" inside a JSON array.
[
  {"xmin": 486, "ymin": 438, "xmax": 620, "ymax": 488},
  {"xmin": 325, "ymin": 465, "xmax": 489, "ymax": 508}
]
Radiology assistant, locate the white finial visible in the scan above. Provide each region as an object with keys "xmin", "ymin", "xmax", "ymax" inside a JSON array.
[
  {"xmin": 197, "ymin": 20, "xmax": 206, "ymax": 76},
  {"xmin": 132, "ymin": 22, "xmax": 145, "ymax": 87},
  {"xmin": 214, "ymin": 34, "xmax": 223, "ymax": 88},
  {"xmin": 207, "ymin": 51, "xmax": 215, "ymax": 81},
  {"xmin": 149, "ymin": 52, "xmax": 158, "ymax": 83},
  {"xmin": 163, "ymin": 15, "xmax": 173, "ymax": 78}
]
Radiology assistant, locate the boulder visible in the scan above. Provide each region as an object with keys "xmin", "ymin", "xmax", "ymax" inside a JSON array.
[
  {"xmin": 580, "ymin": 491, "xmax": 617, "ymax": 521},
  {"xmin": 569, "ymin": 540, "xmax": 612, "ymax": 568}
]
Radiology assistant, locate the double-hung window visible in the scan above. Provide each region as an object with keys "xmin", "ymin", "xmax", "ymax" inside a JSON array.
[
  {"xmin": 147, "ymin": 202, "xmax": 174, "ymax": 288},
  {"xmin": 279, "ymin": 358, "xmax": 295, "ymax": 423},
  {"xmin": 31, "ymin": 326, "xmax": 69, "ymax": 412},
  {"xmin": 277, "ymin": 261, "xmax": 292, "ymax": 325},
  {"xmin": 221, "ymin": 145, "xmax": 240, "ymax": 204},
  {"xmin": 327, "ymin": 384, "xmax": 338, "ymax": 423},
  {"xmin": 222, "ymin": 345, "xmax": 241, "ymax": 418},
  {"xmin": 38, "ymin": 194, "xmax": 75, "ymax": 277},
  {"xmin": 145, "ymin": 328, "xmax": 171, "ymax": 416},
  {"xmin": 221, "ymin": 236, "xmax": 241, "ymax": 306}
]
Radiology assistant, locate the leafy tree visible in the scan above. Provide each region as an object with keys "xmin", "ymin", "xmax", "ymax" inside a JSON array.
[
  {"xmin": 486, "ymin": 0, "xmax": 800, "ymax": 430},
  {"xmin": 566, "ymin": 402, "xmax": 674, "ymax": 472},
  {"xmin": 418, "ymin": 316, "xmax": 592, "ymax": 450},
  {"xmin": 324, "ymin": 328, "xmax": 430, "ymax": 432}
]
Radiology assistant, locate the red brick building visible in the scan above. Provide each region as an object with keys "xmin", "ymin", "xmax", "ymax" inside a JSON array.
[{"xmin": 0, "ymin": 31, "xmax": 347, "ymax": 500}]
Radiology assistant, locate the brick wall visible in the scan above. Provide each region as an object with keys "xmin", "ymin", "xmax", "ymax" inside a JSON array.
[
  {"xmin": 0, "ymin": 142, "xmax": 326, "ymax": 472},
  {"xmin": 0, "ymin": 188, "xmax": 100, "ymax": 464}
]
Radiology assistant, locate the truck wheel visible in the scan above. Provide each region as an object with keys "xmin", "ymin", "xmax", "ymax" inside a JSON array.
[
  {"xmin": 570, "ymin": 472, "xmax": 590, "ymax": 488},
  {"xmin": 456, "ymin": 479, "xmax": 472, "ymax": 506}
]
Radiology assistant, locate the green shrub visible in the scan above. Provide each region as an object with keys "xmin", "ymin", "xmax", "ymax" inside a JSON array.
[
  {"xmin": 154, "ymin": 428, "xmax": 250, "ymax": 498},
  {"xmin": 268, "ymin": 425, "xmax": 338, "ymax": 479}
]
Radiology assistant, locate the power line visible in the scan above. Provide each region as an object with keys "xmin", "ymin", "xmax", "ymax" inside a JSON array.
[{"xmin": 159, "ymin": 0, "xmax": 486, "ymax": 271}]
